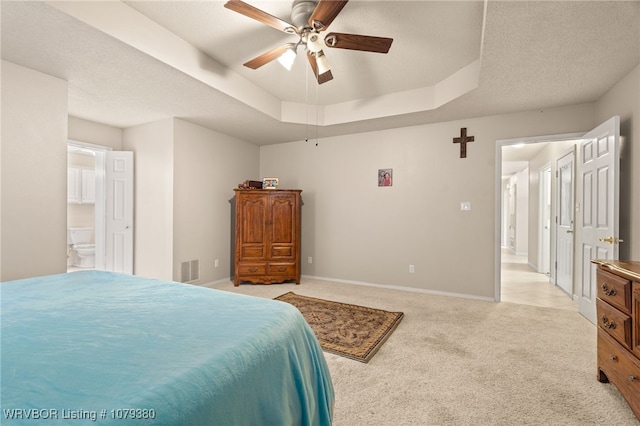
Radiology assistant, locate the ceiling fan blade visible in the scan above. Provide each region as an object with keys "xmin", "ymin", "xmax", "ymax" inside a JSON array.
[
  {"xmin": 324, "ymin": 32, "xmax": 393, "ymax": 53},
  {"xmin": 225, "ymin": 0, "xmax": 296, "ymax": 34},
  {"xmin": 307, "ymin": 51, "xmax": 333, "ymax": 84},
  {"xmin": 244, "ymin": 45, "xmax": 291, "ymax": 69},
  {"xmin": 308, "ymin": 0, "xmax": 348, "ymax": 31}
]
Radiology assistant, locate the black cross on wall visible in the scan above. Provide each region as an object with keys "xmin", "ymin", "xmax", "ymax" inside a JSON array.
[{"xmin": 453, "ymin": 127, "xmax": 475, "ymax": 158}]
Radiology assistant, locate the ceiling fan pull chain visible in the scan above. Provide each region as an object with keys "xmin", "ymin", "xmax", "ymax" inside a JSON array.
[
  {"xmin": 305, "ymin": 59, "xmax": 310, "ymax": 143},
  {"xmin": 315, "ymin": 79, "xmax": 319, "ymax": 146}
]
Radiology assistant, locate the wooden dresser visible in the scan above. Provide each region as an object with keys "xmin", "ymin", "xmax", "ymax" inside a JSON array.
[
  {"xmin": 593, "ymin": 259, "xmax": 640, "ymax": 420},
  {"xmin": 233, "ymin": 189, "xmax": 301, "ymax": 286}
]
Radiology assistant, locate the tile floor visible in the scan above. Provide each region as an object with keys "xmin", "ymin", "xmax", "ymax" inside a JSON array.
[{"xmin": 501, "ymin": 249, "xmax": 578, "ymax": 311}]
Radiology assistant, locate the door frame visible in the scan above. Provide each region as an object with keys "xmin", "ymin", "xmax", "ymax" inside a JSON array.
[{"xmin": 495, "ymin": 132, "xmax": 584, "ymax": 301}]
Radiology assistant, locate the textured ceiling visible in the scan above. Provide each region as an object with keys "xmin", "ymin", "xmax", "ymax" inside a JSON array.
[{"xmin": 1, "ymin": 0, "xmax": 639, "ymax": 147}]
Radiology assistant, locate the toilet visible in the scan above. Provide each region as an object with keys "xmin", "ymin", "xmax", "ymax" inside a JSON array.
[{"xmin": 68, "ymin": 227, "xmax": 95, "ymax": 268}]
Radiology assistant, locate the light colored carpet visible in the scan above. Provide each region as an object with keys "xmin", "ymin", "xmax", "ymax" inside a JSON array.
[{"xmin": 210, "ymin": 278, "xmax": 639, "ymax": 425}]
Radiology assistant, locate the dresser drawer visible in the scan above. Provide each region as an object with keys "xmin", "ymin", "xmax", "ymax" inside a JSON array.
[
  {"xmin": 237, "ymin": 263, "xmax": 267, "ymax": 275},
  {"xmin": 597, "ymin": 269, "xmax": 632, "ymax": 313},
  {"xmin": 268, "ymin": 263, "xmax": 296, "ymax": 275},
  {"xmin": 597, "ymin": 330, "xmax": 640, "ymax": 416},
  {"xmin": 597, "ymin": 298, "xmax": 632, "ymax": 349}
]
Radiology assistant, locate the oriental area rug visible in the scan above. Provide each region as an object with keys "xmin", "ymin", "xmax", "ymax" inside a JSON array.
[{"xmin": 274, "ymin": 292, "xmax": 404, "ymax": 363}]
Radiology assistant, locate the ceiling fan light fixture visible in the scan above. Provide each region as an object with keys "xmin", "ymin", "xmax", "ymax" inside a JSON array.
[
  {"xmin": 315, "ymin": 52, "xmax": 330, "ymax": 74},
  {"xmin": 277, "ymin": 44, "xmax": 297, "ymax": 70}
]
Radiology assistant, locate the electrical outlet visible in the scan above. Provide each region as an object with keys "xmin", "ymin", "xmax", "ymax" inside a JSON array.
[
  {"xmin": 409, "ymin": 264, "xmax": 415, "ymax": 273},
  {"xmin": 214, "ymin": 259, "xmax": 219, "ymax": 268},
  {"xmin": 308, "ymin": 256, "xmax": 313, "ymax": 264}
]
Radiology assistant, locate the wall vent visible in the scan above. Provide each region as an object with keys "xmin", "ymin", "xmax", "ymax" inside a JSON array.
[{"xmin": 180, "ymin": 259, "xmax": 200, "ymax": 283}]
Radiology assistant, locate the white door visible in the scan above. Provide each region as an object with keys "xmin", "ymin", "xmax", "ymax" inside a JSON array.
[
  {"xmin": 508, "ymin": 183, "xmax": 516, "ymax": 251},
  {"xmin": 555, "ymin": 149, "xmax": 575, "ymax": 295},
  {"xmin": 539, "ymin": 166, "xmax": 551, "ymax": 275},
  {"xmin": 105, "ymin": 151, "xmax": 134, "ymax": 274},
  {"xmin": 578, "ymin": 116, "xmax": 620, "ymax": 324}
]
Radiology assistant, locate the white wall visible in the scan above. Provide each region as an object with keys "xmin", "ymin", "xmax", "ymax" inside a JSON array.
[
  {"xmin": 261, "ymin": 104, "xmax": 595, "ymax": 299},
  {"xmin": 122, "ymin": 118, "xmax": 260, "ymax": 283},
  {"xmin": 68, "ymin": 116, "xmax": 123, "ymax": 150},
  {"xmin": 1, "ymin": 61, "xmax": 68, "ymax": 281},
  {"xmin": 123, "ymin": 119, "xmax": 175, "ymax": 280},
  {"xmin": 172, "ymin": 119, "xmax": 259, "ymax": 284}
]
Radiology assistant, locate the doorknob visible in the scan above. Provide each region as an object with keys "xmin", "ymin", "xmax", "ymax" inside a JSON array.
[{"xmin": 599, "ymin": 236, "xmax": 624, "ymax": 244}]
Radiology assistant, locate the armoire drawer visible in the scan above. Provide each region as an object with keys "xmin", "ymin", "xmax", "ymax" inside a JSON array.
[
  {"xmin": 597, "ymin": 298, "xmax": 632, "ymax": 349},
  {"xmin": 268, "ymin": 263, "xmax": 296, "ymax": 276},
  {"xmin": 597, "ymin": 269, "xmax": 632, "ymax": 313},
  {"xmin": 598, "ymin": 330, "xmax": 640, "ymax": 416},
  {"xmin": 237, "ymin": 263, "xmax": 267, "ymax": 275}
]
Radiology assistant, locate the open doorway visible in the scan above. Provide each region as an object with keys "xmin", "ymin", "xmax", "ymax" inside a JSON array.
[
  {"xmin": 66, "ymin": 141, "xmax": 134, "ymax": 274},
  {"xmin": 67, "ymin": 141, "xmax": 107, "ymax": 272},
  {"xmin": 496, "ymin": 134, "xmax": 582, "ymax": 310},
  {"xmin": 495, "ymin": 117, "xmax": 621, "ymax": 323}
]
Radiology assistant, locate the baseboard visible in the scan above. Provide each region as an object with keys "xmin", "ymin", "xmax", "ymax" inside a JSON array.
[
  {"xmin": 198, "ymin": 275, "xmax": 495, "ymax": 302},
  {"xmin": 302, "ymin": 275, "xmax": 495, "ymax": 302},
  {"xmin": 197, "ymin": 277, "xmax": 232, "ymax": 288}
]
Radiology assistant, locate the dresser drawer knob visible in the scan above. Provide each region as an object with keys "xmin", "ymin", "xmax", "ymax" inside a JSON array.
[
  {"xmin": 601, "ymin": 315, "xmax": 617, "ymax": 329},
  {"xmin": 248, "ymin": 267, "xmax": 258, "ymax": 273},
  {"xmin": 601, "ymin": 283, "xmax": 616, "ymax": 296},
  {"xmin": 630, "ymin": 375, "xmax": 637, "ymax": 382},
  {"xmin": 610, "ymin": 355, "xmax": 618, "ymax": 362}
]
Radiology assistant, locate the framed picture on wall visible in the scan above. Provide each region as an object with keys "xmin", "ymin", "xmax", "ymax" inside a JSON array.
[
  {"xmin": 378, "ymin": 169, "xmax": 392, "ymax": 187},
  {"xmin": 263, "ymin": 177, "xmax": 279, "ymax": 189}
]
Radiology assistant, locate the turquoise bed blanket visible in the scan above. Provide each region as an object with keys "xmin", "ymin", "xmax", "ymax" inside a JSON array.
[{"xmin": 1, "ymin": 271, "xmax": 334, "ymax": 425}]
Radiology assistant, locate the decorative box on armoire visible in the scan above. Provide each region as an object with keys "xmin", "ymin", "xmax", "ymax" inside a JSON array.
[
  {"xmin": 233, "ymin": 189, "xmax": 302, "ymax": 286},
  {"xmin": 592, "ymin": 259, "xmax": 640, "ymax": 421}
]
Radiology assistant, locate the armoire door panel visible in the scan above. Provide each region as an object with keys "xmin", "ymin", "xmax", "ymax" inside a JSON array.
[
  {"xmin": 271, "ymin": 245, "xmax": 293, "ymax": 258},
  {"xmin": 270, "ymin": 197, "xmax": 295, "ymax": 244},
  {"xmin": 241, "ymin": 198, "xmax": 267, "ymax": 244},
  {"xmin": 241, "ymin": 245, "xmax": 265, "ymax": 258}
]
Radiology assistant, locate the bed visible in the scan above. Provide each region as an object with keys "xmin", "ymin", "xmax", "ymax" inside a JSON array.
[{"xmin": 1, "ymin": 271, "xmax": 334, "ymax": 425}]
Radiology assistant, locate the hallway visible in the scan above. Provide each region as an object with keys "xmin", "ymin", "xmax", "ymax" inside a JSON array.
[{"xmin": 501, "ymin": 250, "xmax": 577, "ymax": 311}]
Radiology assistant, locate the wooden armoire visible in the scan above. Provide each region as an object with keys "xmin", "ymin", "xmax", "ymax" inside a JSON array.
[{"xmin": 233, "ymin": 189, "xmax": 301, "ymax": 286}]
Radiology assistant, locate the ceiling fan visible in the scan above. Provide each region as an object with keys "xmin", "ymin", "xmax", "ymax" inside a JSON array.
[{"xmin": 224, "ymin": 0, "xmax": 393, "ymax": 84}]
